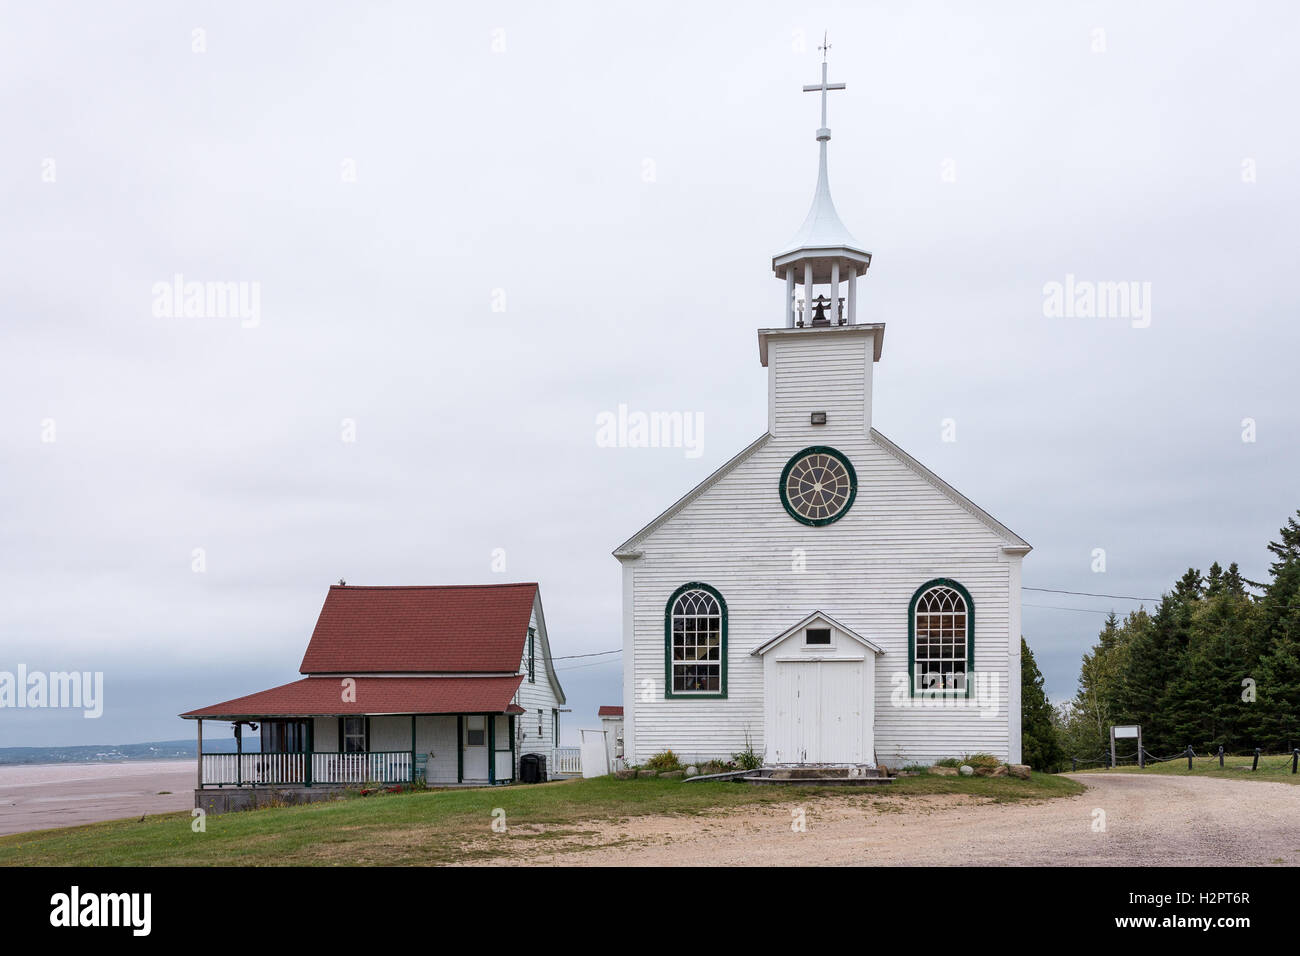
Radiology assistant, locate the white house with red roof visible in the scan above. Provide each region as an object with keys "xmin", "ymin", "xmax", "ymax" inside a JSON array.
[{"xmin": 181, "ymin": 583, "xmax": 565, "ymax": 809}]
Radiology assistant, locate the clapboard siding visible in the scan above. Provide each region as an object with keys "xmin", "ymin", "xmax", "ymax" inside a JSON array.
[
  {"xmin": 623, "ymin": 329, "xmax": 1022, "ymax": 767},
  {"xmin": 511, "ymin": 600, "xmax": 565, "ymax": 776}
]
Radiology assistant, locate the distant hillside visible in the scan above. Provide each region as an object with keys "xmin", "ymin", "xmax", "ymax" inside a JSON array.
[{"xmin": 0, "ymin": 738, "xmax": 259, "ymax": 766}]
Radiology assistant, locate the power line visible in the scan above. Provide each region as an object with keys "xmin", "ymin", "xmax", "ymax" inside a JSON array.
[
  {"xmin": 1024, "ymin": 602, "xmax": 1118, "ymax": 616},
  {"xmin": 550, "ymin": 648, "xmax": 621, "ymax": 660},
  {"xmin": 1024, "ymin": 586, "xmax": 1159, "ymax": 602},
  {"xmin": 554, "ymin": 657, "xmax": 623, "ymax": 673}
]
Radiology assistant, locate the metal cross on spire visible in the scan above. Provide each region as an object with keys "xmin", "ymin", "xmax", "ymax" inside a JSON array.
[{"xmin": 802, "ymin": 32, "xmax": 846, "ymax": 134}]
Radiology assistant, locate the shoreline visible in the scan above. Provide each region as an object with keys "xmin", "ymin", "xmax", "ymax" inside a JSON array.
[{"xmin": 0, "ymin": 760, "xmax": 196, "ymax": 836}]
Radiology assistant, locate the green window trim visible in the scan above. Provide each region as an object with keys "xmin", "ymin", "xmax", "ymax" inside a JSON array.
[
  {"xmin": 907, "ymin": 577, "xmax": 975, "ymax": 699},
  {"xmin": 778, "ymin": 445, "xmax": 858, "ymax": 527},
  {"xmin": 527, "ymin": 627, "xmax": 536, "ymax": 683},
  {"xmin": 663, "ymin": 581, "xmax": 728, "ymax": 700}
]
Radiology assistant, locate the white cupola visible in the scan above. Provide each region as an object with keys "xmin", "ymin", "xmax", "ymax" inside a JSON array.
[{"xmin": 772, "ymin": 38, "xmax": 872, "ymax": 328}]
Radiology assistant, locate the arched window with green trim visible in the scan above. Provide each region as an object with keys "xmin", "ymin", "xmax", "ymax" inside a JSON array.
[
  {"xmin": 664, "ymin": 582, "xmax": 727, "ymax": 699},
  {"xmin": 908, "ymin": 579, "xmax": 974, "ymax": 697}
]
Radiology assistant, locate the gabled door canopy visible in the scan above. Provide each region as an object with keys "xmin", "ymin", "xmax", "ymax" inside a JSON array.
[{"xmin": 751, "ymin": 610, "xmax": 884, "ymax": 657}]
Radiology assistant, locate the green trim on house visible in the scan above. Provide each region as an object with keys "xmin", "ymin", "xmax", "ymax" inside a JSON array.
[
  {"xmin": 778, "ymin": 445, "xmax": 858, "ymax": 527},
  {"xmin": 663, "ymin": 581, "xmax": 728, "ymax": 700},
  {"xmin": 487, "ymin": 712, "xmax": 496, "ymax": 785},
  {"xmin": 456, "ymin": 715, "xmax": 463, "ymax": 783},
  {"xmin": 410, "ymin": 715, "xmax": 417, "ymax": 784},
  {"xmin": 907, "ymin": 577, "xmax": 975, "ymax": 699},
  {"xmin": 304, "ymin": 719, "xmax": 314, "ymax": 787},
  {"xmin": 527, "ymin": 627, "xmax": 536, "ymax": 683}
]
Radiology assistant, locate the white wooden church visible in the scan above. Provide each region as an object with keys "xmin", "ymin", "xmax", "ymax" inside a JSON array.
[{"xmin": 613, "ymin": 53, "xmax": 1030, "ymax": 770}]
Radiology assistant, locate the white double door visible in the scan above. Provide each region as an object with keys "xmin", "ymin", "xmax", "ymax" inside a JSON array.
[{"xmin": 771, "ymin": 659, "xmax": 865, "ymax": 764}]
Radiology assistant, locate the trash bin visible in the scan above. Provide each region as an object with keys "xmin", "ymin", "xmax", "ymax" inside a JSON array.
[{"xmin": 520, "ymin": 753, "xmax": 542, "ymax": 784}]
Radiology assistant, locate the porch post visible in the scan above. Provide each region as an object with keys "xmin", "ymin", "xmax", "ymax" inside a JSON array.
[
  {"xmin": 487, "ymin": 712, "xmax": 496, "ymax": 785},
  {"xmin": 456, "ymin": 715, "xmax": 463, "ymax": 783},
  {"xmin": 410, "ymin": 714, "xmax": 417, "ymax": 784},
  {"xmin": 305, "ymin": 719, "xmax": 313, "ymax": 788},
  {"xmin": 196, "ymin": 718, "xmax": 203, "ymax": 789},
  {"xmin": 509, "ymin": 714, "xmax": 516, "ymax": 783},
  {"xmin": 234, "ymin": 722, "xmax": 243, "ymax": 787}
]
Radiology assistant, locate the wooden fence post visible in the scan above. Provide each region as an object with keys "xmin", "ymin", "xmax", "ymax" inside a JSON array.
[
  {"xmin": 1218, "ymin": 745, "xmax": 1224, "ymax": 768},
  {"xmin": 1186, "ymin": 746, "xmax": 1193, "ymax": 771},
  {"xmin": 1252, "ymin": 748, "xmax": 1260, "ymax": 772}
]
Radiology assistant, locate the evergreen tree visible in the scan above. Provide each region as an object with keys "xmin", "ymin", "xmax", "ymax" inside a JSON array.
[
  {"xmin": 1165, "ymin": 579, "xmax": 1255, "ymax": 752},
  {"xmin": 1250, "ymin": 513, "xmax": 1300, "ymax": 750},
  {"xmin": 1116, "ymin": 571, "xmax": 1201, "ymax": 754},
  {"xmin": 1021, "ymin": 637, "xmax": 1063, "ymax": 771}
]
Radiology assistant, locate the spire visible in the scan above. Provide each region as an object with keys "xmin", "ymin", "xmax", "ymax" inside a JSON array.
[
  {"xmin": 771, "ymin": 36, "xmax": 872, "ymax": 328},
  {"xmin": 776, "ymin": 37, "xmax": 863, "ymax": 256}
]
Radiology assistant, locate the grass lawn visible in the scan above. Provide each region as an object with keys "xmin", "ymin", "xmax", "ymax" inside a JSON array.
[
  {"xmin": 1074, "ymin": 752, "xmax": 1300, "ymax": 784},
  {"xmin": 0, "ymin": 771, "xmax": 1082, "ymax": 867}
]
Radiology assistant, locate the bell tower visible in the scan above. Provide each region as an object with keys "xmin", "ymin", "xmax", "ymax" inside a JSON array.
[
  {"xmin": 772, "ymin": 36, "xmax": 872, "ymax": 327},
  {"xmin": 760, "ymin": 37, "xmax": 883, "ymax": 439}
]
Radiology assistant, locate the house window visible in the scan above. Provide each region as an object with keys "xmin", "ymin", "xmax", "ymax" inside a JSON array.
[
  {"xmin": 805, "ymin": 627, "xmax": 831, "ymax": 646},
  {"xmin": 340, "ymin": 716, "xmax": 368, "ymax": 753},
  {"xmin": 467, "ymin": 716, "xmax": 486, "ymax": 747},
  {"xmin": 665, "ymin": 583, "xmax": 727, "ymax": 697},
  {"xmin": 528, "ymin": 628, "xmax": 536, "ymax": 683},
  {"xmin": 466, "ymin": 715, "xmax": 486, "ymax": 747},
  {"xmin": 261, "ymin": 720, "xmax": 307, "ymax": 753},
  {"xmin": 910, "ymin": 580, "xmax": 973, "ymax": 695}
]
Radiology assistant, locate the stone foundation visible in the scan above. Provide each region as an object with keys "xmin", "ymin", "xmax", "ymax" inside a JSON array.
[{"xmin": 194, "ymin": 786, "xmax": 351, "ymax": 816}]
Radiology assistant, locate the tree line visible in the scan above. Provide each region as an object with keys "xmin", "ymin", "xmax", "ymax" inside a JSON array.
[{"xmin": 1020, "ymin": 510, "xmax": 1300, "ymax": 770}]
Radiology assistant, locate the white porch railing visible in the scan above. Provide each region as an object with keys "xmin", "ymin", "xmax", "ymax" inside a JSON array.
[
  {"xmin": 200, "ymin": 751, "xmax": 412, "ymax": 787},
  {"xmin": 201, "ymin": 752, "xmax": 307, "ymax": 787},
  {"xmin": 312, "ymin": 751, "xmax": 412, "ymax": 785},
  {"xmin": 551, "ymin": 746, "xmax": 582, "ymax": 776}
]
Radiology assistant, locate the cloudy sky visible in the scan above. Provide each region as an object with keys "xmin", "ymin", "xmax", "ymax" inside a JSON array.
[{"xmin": 2, "ymin": 1, "xmax": 1297, "ymax": 747}]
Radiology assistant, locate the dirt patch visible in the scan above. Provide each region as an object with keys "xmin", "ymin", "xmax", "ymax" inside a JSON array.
[{"xmin": 457, "ymin": 775, "xmax": 1300, "ymax": 866}]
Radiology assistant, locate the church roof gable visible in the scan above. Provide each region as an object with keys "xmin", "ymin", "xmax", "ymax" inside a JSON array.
[
  {"xmin": 613, "ymin": 432, "xmax": 770, "ymax": 556},
  {"xmin": 869, "ymin": 428, "xmax": 1031, "ymax": 551}
]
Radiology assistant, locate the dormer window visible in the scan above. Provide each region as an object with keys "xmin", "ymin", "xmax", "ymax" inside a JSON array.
[{"xmin": 805, "ymin": 627, "xmax": 831, "ymax": 646}]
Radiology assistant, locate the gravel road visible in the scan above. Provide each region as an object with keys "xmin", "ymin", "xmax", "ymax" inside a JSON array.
[{"xmin": 484, "ymin": 773, "xmax": 1300, "ymax": 866}]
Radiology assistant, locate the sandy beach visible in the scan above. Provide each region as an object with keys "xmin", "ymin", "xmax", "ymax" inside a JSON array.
[{"xmin": 0, "ymin": 761, "xmax": 195, "ymax": 836}]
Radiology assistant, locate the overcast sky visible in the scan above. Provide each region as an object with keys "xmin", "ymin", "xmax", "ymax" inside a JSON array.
[{"xmin": 2, "ymin": 1, "xmax": 1297, "ymax": 748}]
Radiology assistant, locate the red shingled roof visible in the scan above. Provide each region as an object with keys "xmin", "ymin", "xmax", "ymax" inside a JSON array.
[
  {"xmin": 298, "ymin": 583, "xmax": 538, "ymax": 674},
  {"xmin": 180, "ymin": 675, "xmax": 526, "ymax": 718},
  {"xmin": 597, "ymin": 705, "xmax": 623, "ymax": 717}
]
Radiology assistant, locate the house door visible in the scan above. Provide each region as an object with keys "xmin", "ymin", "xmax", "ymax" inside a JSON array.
[
  {"xmin": 463, "ymin": 715, "xmax": 489, "ymax": 780},
  {"xmin": 770, "ymin": 660, "xmax": 864, "ymax": 764}
]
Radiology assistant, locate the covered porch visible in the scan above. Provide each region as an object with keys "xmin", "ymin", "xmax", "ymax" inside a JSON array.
[{"xmin": 182, "ymin": 676, "xmax": 528, "ymax": 790}]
